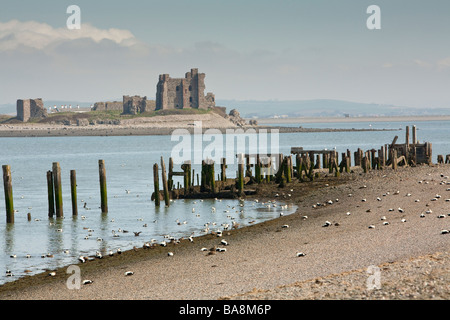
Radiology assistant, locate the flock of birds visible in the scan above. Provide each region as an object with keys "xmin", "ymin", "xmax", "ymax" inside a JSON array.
[
  {"xmin": 309, "ymin": 172, "xmax": 450, "ymax": 235},
  {"xmin": 5, "ymin": 170, "xmax": 449, "ymax": 284},
  {"xmin": 4, "ymin": 191, "xmax": 293, "ymax": 281}
]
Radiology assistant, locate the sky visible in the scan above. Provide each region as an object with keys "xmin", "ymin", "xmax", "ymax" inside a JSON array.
[{"xmin": 0, "ymin": 0, "xmax": 449, "ymax": 108}]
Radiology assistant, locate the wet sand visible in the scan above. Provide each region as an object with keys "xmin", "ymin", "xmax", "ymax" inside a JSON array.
[{"xmin": 0, "ymin": 164, "xmax": 449, "ymax": 300}]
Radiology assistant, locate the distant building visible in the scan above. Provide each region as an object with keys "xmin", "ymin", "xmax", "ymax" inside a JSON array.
[
  {"xmin": 156, "ymin": 68, "xmax": 215, "ymax": 110},
  {"xmin": 16, "ymin": 98, "xmax": 47, "ymax": 122}
]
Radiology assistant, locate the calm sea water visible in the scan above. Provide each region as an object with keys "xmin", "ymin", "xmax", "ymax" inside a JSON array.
[{"xmin": 0, "ymin": 119, "xmax": 449, "ymax": 284}]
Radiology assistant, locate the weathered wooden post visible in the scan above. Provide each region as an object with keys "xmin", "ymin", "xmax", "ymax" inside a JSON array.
[
  {"xmin": 2, "ymin": 165, "xmax": 14, "ymax": 223},
  {"xmin": 297, "ymin": 155, "xmax": 304, "ymax": 181},
  {"xmin": 255, "ymin": 155, "xmax": 261, "ymax": 183},
  {"xmin": 47, "ymin": 170, "xmax": 55, "ymax": 218},
  {"xmin": 153, "ymin": 163, "xmax": 160, "ymax": 207},
  {"xmin": 168, "ymin": 157, "xmax": 174, "ymax": 191},
  {"xmin": 200, "ymin": 160, "xmax": 206, "ymax": 192},
  {"xmin": 181, "ymin": 161, "xmax": 192, "ymax": 195},
  {"xmin": 70, "ymin": 170, "xmax": 78, "ymax": 216},
  {"xmin": 98, "ymin": 160, "xmax": 108, "ymax": 214},
  {"xmin": 412, "ymin": 125, "xmax": 417, "ymax": 144},
  {"xmin": 322, "ymin": 152, "xmax": 328, "ymax": 169},
  {"xmin": 392, "ymin": 150, "xmax": 398, "ymax": 170},
  {"xmin": 209, "ymin": 161, "xmax": 216, "ymax": 193},
  {"xmin": 187, "ymin": 162, "xmax": 192, "ymax": 190},
  {"xmin": 362, "ymin": 156, "xmax": 368, "ymax": 173},
  {"xmin": 160, "ymin": 157, "xmax": 170, "ymax": 206},
  {"xmin": 380, "ymin": 146, "xmax": 386, "ymax": 168},
  {"xmin": 52, "ymin": 162, "xmax": 63, "ymax": 218},
  {"xmin": 315, "ymin": 154, "xmax": 321, "ymax": 169},
  {"xmin": 405, "ymin": 125, "xmax": 410, "ymax": 148},
  {"xmin": 221, "ymin": 158, "xmax": 227, "ymax": 182},
  {"xmin": 237, "ymin": 153, "xmax": 244, "ymax": 196},
  {"xmin": 285, "ymin": 156, "xmax": 292, "ymax": 183}
]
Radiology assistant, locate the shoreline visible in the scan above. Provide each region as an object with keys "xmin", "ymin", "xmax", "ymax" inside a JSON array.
[
  {"xmin": 0, "ymin": 164, "xmax": 449, "ymax": 300},
  {"xmin": 0, "ymin": 124, "xmax": 397, "ymax": 138}
]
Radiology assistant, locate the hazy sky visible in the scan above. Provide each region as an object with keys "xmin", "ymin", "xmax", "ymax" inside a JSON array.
[{"xmin": 0, "ymin": 0, "xmax": 449, "ymax": 108}]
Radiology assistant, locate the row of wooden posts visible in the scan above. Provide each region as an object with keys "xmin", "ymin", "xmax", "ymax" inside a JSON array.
[
  {"xmin": 2, "ymin": 160, "xmax": 108, "ymax": 224},
  {"xmin": 152, "ymin": 128, "xmax": 446, "ymax": 207}
]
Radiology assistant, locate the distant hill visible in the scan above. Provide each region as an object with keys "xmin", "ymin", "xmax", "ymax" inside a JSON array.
[{"xmin": 216, "ymin": 99, "xmax": 450, "ymax": 119}]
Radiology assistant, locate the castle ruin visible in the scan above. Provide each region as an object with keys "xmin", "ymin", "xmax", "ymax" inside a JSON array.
[
  {"xmin": 156, "ymin": 68, "xmax": 215, "ymax": 110},
  {"xmin": 123, "ymin": 95, "xmax": 154, "ymax": 115},
  {"xmin": 16, "ymin": 98, "xmax": 47, "ymax": 122}
]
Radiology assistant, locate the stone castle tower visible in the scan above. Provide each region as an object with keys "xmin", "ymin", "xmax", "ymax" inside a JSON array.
[
  {"xmin": 16, "ymin": 98, "xmax": 47, "ymax": 122},
  {"xmin": 156, "ymin": 68, "xmax": 215, "ymax": 110}
]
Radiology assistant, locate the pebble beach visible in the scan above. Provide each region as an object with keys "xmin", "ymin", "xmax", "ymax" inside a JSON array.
[{"xmin": 0, "ymin": 163, "xmax": 448, "ymax": 300}]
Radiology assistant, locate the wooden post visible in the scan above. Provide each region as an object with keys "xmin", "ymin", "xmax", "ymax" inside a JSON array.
[
  {"xmin": 255, "ymin": 155, "xmax": 261, "ymax": 183},
  {"xmin": 183, "ymin": 163, "xmax": 189, "ymax": 195},
  {"xmin": 153, "ymin": 163, "xmax": 160, "ymax": 207},
  {"xmin": 52, "ymin": 162, "xmax": 63, "ymax": 218},
  {"xmin": 285, "ymin": 156, "xmax": 292, "ymax": 183},
  {"xmin": 380, "ymin": 146, "xmax": 386, "ymax": 168},
  {"xmin": 168, "ymin": 157, "xmax": 174, "ymax": 191},
  {"xmin": 200, "ymin": 160, "xmax": 206, "ymax": 192},
  {"xmin": 237, "ymin": 154, "xmax": 244, "ymax": 196},
  {"xmin": 315, "ymin": 154, "xmax": 321, "ymax": 169},
  {"xmin": 47, "ymin": 170, "xmax": 55, "ymax": 218},
  {"xmin": 322, "ymin": 153, "xmax": 328, "ymax": 169},
  {"xmin": 210, "ymin": 161, "xmax": 215, "ymax": 193},
  {"xmin": 2, "ymin": 165, "xmax": 14, "ymax": 223},
  {"xmin": 297, "ymin": 156, "xmax": 304, "ymax": 181},
  {"xmin": 220, "ymin": 158, "xmax": 227, "ymax": 182},
  {"xmin": 187, "ymin": 162, "xmax": 192, "ymax": 189},
  {"xmin": 405, "ymin": 125, "xmax": 410, "ymax": 148},
  {"xmin": 98, "ymin": 160, "xmax": 108, "ymax": 213},
  {"xmin": 392, "ymin": 150, "xmax": 398, "ymax": 170},
  {"xmin": 70, "ymin": 170, "xmax": 78, "ymax": 216},
  {"xmin": 412, "ymin": 125, "xmax": 417, "ymax": 144},
  {"xmin": 161, "ymin": 157, "xmax": 170, "ymax": 206}
]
